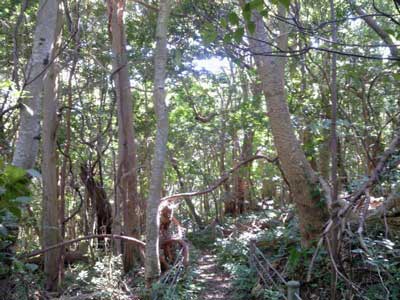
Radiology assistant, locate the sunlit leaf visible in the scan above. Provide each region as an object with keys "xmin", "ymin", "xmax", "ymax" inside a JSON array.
[{"xmin": 228, "ymin": 12, "xmax": 240, "ymax": 26}]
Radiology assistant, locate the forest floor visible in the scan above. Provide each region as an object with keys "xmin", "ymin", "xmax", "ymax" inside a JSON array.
[{"xmin": 194, "ymin": 249, "xmax": 232, "ymax": 300}]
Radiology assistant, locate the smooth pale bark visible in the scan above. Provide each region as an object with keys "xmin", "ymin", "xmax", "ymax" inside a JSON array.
[
  {"xmin": 245, "ymin": 6, "xmax": 328, "ymax": 246},
  {"xmin": 107, "ymin": 0, "xmax": 142, "ymax": 272},
  {"xmin": 42, "ymin": 62, "xmax": 60, "ymax": 291},
  {"xmin": 145, "ymin": 0, "xmax": 171, "ymax": 287},
  {"xmin": 13, "ymin": 0, "xmax": 62, "ymax": 169}
]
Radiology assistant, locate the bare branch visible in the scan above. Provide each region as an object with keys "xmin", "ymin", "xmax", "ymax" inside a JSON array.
[
  {"xmin": 161, "ymin": 154, "xmax": 277, "ymax": 204},
  {"xmin": 20, "ymin": 234, "xmax": 145, "ymax": 259}
]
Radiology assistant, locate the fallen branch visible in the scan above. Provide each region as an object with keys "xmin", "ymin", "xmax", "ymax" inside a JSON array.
[
  {"xmin": 19, "ymin": 234, "xmax": 145, "ymax": 259},
  {"xmin": 160, "ymin": 154, "xmax": 277, "ymax": 203}
]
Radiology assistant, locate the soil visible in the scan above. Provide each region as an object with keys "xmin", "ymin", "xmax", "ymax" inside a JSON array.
[{"xmin": 195, "ymin": 251, "xmax": 232, "ymax": 300}]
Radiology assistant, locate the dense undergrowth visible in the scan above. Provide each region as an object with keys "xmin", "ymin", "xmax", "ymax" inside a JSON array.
[
  {"xmin": 2, "ymin": 206, "xmax": 400, "ymax": 300},
  {"xmin": 189, "ymin": 209, "xmax": 400, "ymax": 300}
]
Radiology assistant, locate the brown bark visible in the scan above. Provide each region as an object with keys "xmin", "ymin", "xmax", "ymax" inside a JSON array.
[
  {"xmin": 107, "ymin": 0, "xmax": 142, "ymax": 272},
  {"xmin": 244, "ymin": 4, "xmax": 329, "ymax": 246},
  {"xmin": 41, "ymin": 60, "xmax": 60, "ymax": 292},
  {"xmin": 41, "ymin": 5, "xmax": 63, "ymax": 290}
]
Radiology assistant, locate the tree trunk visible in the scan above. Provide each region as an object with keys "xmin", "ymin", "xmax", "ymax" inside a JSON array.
[
  {"xmin": 239, "ymin": 131, "xmax": 254, "ymax": 213},
  {"xmin": 107, "ymin": 0, "xmax": 142, "ymax": 272},
  {"xmin": 42, "ymin": 60, "xmax": 60, "ymax": 292},
  {"xmin": 144, "ymin": 0, "xmax": 171, "ymax": 287},
  {"xmin": 13, "ymin": 0, "xmax": 61, "ymax": 169},
  {"xmin": 245, "ymin": 5, "xmax": 328, "ymax": 246}
]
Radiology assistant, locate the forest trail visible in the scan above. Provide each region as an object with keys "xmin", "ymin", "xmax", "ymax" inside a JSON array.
[{"xmin": 195, "ymin": 250, "xmax": 232, "ymax": 300}]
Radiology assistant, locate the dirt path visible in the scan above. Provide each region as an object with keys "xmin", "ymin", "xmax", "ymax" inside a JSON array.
[{"xmin": 195, "ymin": 251, "xmax": 232, "ymax": 300}]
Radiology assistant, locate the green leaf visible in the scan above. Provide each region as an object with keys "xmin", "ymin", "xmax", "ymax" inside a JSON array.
[
  {"xmin": 201, "ymin": 23, "xmax": 218, "ymax": 44},
  {"xmin": 260, "ymin": 8, "xmax": 269, "ymax": 17},
  {"xmin": 277, "ymin": 0, "xmax": 290, "ymax": 9},
  {"xmin": 223, "ymin": 32, "xmax": 233, "ymax": 43},
  {"xmin": 242, "ymin": 3, "xmax": 252, "ymax": 22},
  {"xmin": 249, "ymin": 0, "xmax": 264, "ymax": 10},
  {"xmin": 234, "ymin": 27, "xmax": 244, "ymax": 43},
  {"xmin": 8, "ymin": 206, "xmax": 21, "ymax": 219},
  {"xmin": 220, "ymin": 18, "xmax": 227, "ymax": 29},
  {"xmin": 248, "ymin": 21, "xmax": 256, "ymax": 34},
  {"xmin": 4, "ymin": 166, "xmax": 26, "ymax": 183},
  {"xmin": 228, "ymin": 12, "xmax": 239, "ymax": 25}
]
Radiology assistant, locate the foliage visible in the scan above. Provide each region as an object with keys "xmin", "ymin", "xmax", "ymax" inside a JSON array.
[
  {"xmin": 62, "ymin": 254, "xmax": 141, "ymax": 300},
  {"xmin": 0, "ymin": 161, "xmax": 32, "ymax": 277}
]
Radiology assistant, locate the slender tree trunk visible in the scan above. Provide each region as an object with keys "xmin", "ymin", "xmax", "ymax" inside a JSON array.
[
  {"xmin": 58, "ymin": 32, "xmax": 79, "ymax": 286},
  {"xmin": 107, "ymin": 0, "xmax": 142, "ymax": 272},
  {"xmin": 329, "ymin": 0, "xmax": 340, "ymax": 298},
  {"xmin": 145, "ymin": 0, "xmax": 171, "ymax": 287},
  {"xmin": 42, "ymin": 61, "xmax": 61, "ymax": 292},
  {"xmin": 40, "ymin": 1, "xmax": 63, "ymax": 291},
  {"xmin": 240, "ymin": 131, "xmax": 254, "ymax": 212},
  {"xmin": 245, "ymin": 4, "xmax": 328, "ymax": 246},
  {"xmin": 13, "ymin": 0, "xmax": 61, "ymax": 169}
]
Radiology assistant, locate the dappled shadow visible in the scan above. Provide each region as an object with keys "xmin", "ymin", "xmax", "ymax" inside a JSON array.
[{"xmin": 195, "ymin": 253, "xmax": 232, "ymax": 300}]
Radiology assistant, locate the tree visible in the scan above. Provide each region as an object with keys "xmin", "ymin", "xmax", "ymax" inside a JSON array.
[
  {"xmin": 107, "ymin": 0, "xmax": 142, "ymax": 271},
  {"xmin": 41, "ymin": 57, "xmax": 61, "ymax": 292},
  {"xmin": 144, "ymin": 0, "xmax": 172, "ymax": 287},
  {"xmin": 244, "ymin": 4, "xmax": 329, "ymax": 247},
  {"xmin": 12, "ymin": 0, "xmax": 62, "ymax": 169}
]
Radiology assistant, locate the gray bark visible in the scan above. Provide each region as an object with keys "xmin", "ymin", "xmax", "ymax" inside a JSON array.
[
  {"xmin": 13, "ymin": 0, "xmax": 62, "ymax": 169},
  {"xmin": 144, "ymin": 0, "xmax": 172, "ymax": 287}
]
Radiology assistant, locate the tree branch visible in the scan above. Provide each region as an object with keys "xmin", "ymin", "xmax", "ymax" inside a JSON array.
[
  {"xmin": 161, "ymin": 154, "xmax": 277, "ymax": 204},
  {"xmin": 20, "ymin": 234, "xmax": 145, "ymax": 259}
]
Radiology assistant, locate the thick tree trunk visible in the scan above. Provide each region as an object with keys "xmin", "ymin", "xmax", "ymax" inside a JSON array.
[
  {"xmin": 145, "ymin": 0, "xmax": 171, "ymax": 287},
  {"xmin": 42, "ymin": 61, "xmax": 60, "ymax": 292},
  {"xmin": 107, "ymin": 0, "xmax": 142, "ymax": 272},
  {"xmin": 246, "ymin": 6, "xmax": 328, "ymax": 246},
  {"xmin": 13, "ymin": 0, "xmax": 61, "ymax": 169}
]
